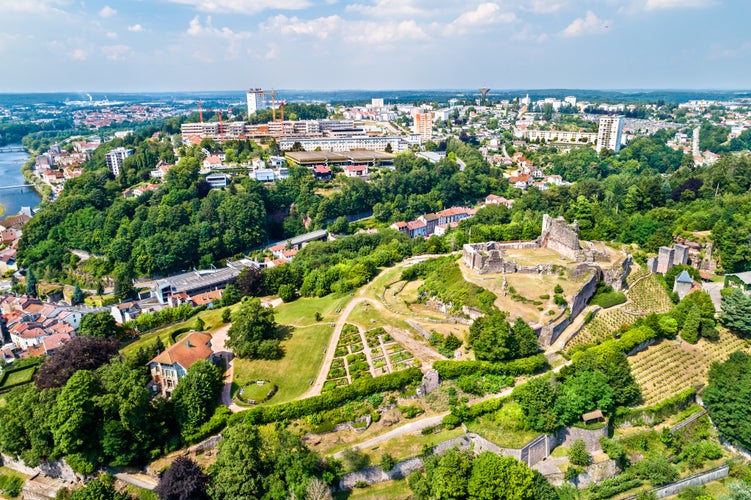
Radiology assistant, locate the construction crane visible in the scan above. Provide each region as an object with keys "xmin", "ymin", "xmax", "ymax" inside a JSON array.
[
  {"xmin": 256, "ymin": 89, "xmax": 277, "ymax": 120},
  {"xmin": 197, "ymin": 101, "xmax": 203, "ymax": 123},
  {"xmin": 276, "ymin": 100, "xmax": 288, "ymax": 135}
]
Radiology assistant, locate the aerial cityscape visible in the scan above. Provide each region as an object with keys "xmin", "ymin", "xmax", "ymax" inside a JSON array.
[{"xmin": 2, "ymin": 1, "xmax": 751, "ymax": 499}]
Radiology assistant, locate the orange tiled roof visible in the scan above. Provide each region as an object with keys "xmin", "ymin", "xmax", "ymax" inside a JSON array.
[{"xmin": 149, "ymin": 331, "xmax": 213, "ymax": 370}]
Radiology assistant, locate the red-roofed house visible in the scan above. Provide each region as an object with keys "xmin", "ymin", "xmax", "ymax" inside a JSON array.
[
  {"xmin": 344, "ymin": 165, "xmax": 369, "ymax": 178},
  {"xmin": 148, "ymin": 331, "xmax": 217, "ymax": 397}
]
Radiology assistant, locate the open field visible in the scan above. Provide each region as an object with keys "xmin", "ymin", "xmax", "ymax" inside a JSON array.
[
  {"xmin": 630, "ymin": 328, "xmax": 751, "ymax": 406},
  {"xmin": 274, "ymin": 294, "xmax": 352, "ymax": 326},
  {"xmin": 233, "ymin": 323, "xmax": 334, "ymax": 405}
]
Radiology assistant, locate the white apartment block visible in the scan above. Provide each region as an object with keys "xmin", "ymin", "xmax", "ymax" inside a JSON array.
[
  {"xmin": 278, "ymin": 136, "xmax": 406, "ymax": 153},
  {"xmin": 246, "ymin": 89, "xmax": 269, "ymax": 116},
  {"xmin": 596, "ymin": 115, "xmax": 624, "ymax": 153},
  {"xmin": 105, "ymin": 147, "xmax": 134, "ymax": 177},
  {"xmin": 515, "ymin": 129, "xmax": 598, "ymax": 144}
]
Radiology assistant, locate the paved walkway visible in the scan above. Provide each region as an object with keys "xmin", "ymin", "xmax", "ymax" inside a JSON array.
[
  {"xmin": 211, "ymin": 324, "xmax": 243, "ymax": 412},
  {"xmin": 702, "ymin": 281, "xmax": 723, "ymax": 312}
]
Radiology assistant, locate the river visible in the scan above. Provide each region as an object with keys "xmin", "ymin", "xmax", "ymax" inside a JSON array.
[{"xmin": 0, "ymin": 147, "xmax": 41, "ymax": 218}]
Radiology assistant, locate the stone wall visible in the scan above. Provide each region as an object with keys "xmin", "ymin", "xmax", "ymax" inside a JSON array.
[
  {"xmin": 539, "ymin": 214, "xmax": 582, "ymax": 261},
  {"xmin": 574, "ymin": 459, "xmax": 619, "ymax": 489},
  {"xmin": 521, "ymin": 434, "xmax": 557, "ymax": 466},
  {"xmin": 621, "ymin": 465, "xmax": 729, "ymax": 499},
  {"xmin": 415, "ymin": 369, "xmax": 440, "ymax": 398},
  {"xmin": 2, "ymin": 454, "xmax": 82, "ymax": 482},
  {"xmin": 555, "ymin": 425, "xmax": 609, "ymax": 452},
  {"xmin": 539, "ymin": 268, "xmax": 600, "ymax": 347}
]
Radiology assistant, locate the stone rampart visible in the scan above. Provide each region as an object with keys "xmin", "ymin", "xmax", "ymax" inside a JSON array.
[
  {"xmin": 555, "ymin": 424, "xmax": 608, "ymax": 452},
  {"xmin": 539, "ymin": 214, "xmax": 582, "ymax": 261},
  {"xmin": 2, "ymin": 454, "xmax": 82, "ymax": 482}
]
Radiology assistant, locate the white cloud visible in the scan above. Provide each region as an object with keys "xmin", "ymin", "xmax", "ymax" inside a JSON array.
[
  {"xmin": 69, "ymin": 48, "xmax": 87, "ymax": 60},
  {"xmin": 128, "ymin": 24, "xmax": 144, "ymax": 32},
  {"xmin": 644, "ymin": 0, "xmax": 717, "ymax": 9},
  {"xmin": 562, "ymin": 11, "xmax": 610, "ymax": 37},
  {"xmin": 521, "ymin": 0, "xmax": 567, "ymax": 14},
  {"xmin": 0, "ymin": 0, "xmax": 68, "ymax": 13},
  {"xmin": 99, "ymin": 5, "xmax": 117, "ymax": 18},
  {"xmin": 264, "ymin": 14, "xmax": 428, "ymax": 47},
  {"xmin": 106, "ymin": 32, "xmax": 117, "ymax": 39},
  {"xmin": 166, "ymin": 0, "xmax": 310, "ymax": 15},
  {"xmin": 346, "ymin": 0, "xmax": 425, "ymax": 18},
  {"xmin": 264, "ymin": 14, "xmax": 342, "ymax": 39},
  {"xmin": 186, "ymin": 16, "xmax": 250, "ymax": 40},
  {"xmin": 101, "ymin": 44, "xmax": 130, "ymax": 60},
  {"xmin": 445, "ymin": 3, "xmax": 516, "ymax": 35}
]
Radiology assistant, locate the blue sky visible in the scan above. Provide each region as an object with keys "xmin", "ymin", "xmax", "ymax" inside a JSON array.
[{"xmin": 0, "ymin": 0, "xmax": 748, "ymax": 92}]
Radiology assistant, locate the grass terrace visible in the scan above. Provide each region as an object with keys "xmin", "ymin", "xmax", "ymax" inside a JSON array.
[{"xmin": 233, "ymin": 323, "xmax": 334, "ymax": 405}]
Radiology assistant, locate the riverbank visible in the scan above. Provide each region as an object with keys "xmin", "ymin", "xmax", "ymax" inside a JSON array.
[{"xmin": 0, "ymin": 147, "xmax": 42, "ymax": 218}]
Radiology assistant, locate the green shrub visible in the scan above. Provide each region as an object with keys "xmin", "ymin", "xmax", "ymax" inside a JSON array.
[
  {"xmin": 434, "ymin": 354, "xmax": 548, "ymax": 380},
  {"xmin": 443, "ymin": 414, "xmax": 462, "ymax": 429},
  {"xmin": 591, "ymin": 292, "xmax": 627, "ymax": 309}
]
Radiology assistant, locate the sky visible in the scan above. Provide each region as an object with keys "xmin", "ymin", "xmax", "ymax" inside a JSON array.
[{"xmin": 0, "ymin": 0, "xmax": 749, "ymax": 92}]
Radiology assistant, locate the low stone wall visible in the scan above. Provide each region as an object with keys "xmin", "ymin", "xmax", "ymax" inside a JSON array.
[
  {"xmin": 622, "ymin": 465, "xmax": 729, "ymax": 499},
  {"xmin": 416, "ymin": 370, "xmax": 440, "ymax": 398}
]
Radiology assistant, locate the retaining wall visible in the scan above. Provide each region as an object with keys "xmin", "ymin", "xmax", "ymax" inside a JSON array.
[
  {"xmin": 622, "ymin": 465, "xmax": 729, "ymax": 499},
  {"xmin": 2, "ymin": 454, "xmax": 82, "ymax": 482},
  {"xmin": 556, "ymin": 425, "xmax": 609, "ymax": 452}
]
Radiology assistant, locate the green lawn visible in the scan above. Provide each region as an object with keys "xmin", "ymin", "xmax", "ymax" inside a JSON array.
[
  {"xmin": 335, "ymin": 479, "xmax": 412, "ymax": 499},
  {"xmin": 232, "ymin": 323, "xmax": 334, "ymax": 405},
  {"xmin": 0, "ymin": 367, "xmax": 36, "ymax": 387},
  {"xmin": 274, "ymin": 294, "xmax": 352, "ymax": 327}
]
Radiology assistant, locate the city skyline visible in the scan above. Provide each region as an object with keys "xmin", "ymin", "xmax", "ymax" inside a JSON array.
[{"xmin": 0, "ymin": 0, "xmax": 749, "ymax": 92}]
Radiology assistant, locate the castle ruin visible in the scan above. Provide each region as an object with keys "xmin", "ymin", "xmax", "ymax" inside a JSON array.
[{"xmin": 462, "ymin": 214, "xmax": 609, "ymax": 276}]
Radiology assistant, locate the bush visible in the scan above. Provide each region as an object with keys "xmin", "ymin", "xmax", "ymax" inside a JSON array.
[
  {"xmin": 591, "ymin": 292, "xmax": 627, "ymax": 309},
  {"xmin": 233, "ymin": 368, "xmax": 423, "ymax": 425},
  {"xmin": 434, "ymin": 354, "xmax": 548, "ymax": 380},
  {"xmin": 278, "ymin": 284, "xmax": 297, "ymax": 302},
  {"xmin": 443, "ymin": 414, "xmax": 462, "ymax": 429},
  {"xmin": 568, "ymin": 439, "xmax": 591, "ymax": 466},
  {"xmin": 342, "ymin": 447, "xmax": 370, "ymax": 472},
  {"xmin": 379, "ymin": 453, "xmax": 396, "ymax": 471},
  {"xmin": 554, "ymin": 284, "xmax": 564, "ymax": 294},
  {"xmin": 222, "ymin": 308, "xmax": 232, "ymax": 323}
]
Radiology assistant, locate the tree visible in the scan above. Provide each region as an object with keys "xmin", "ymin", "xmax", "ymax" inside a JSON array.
[
  {"xmin": 155, "ymin": 457, "xmax": 209, "ymax": 500},
  {"xmin": 237, "ymin": 266, "xmax": 264, "ymax": 297},
  {"xmin": 431, "ymin": 449, "xmax": 472, "ymax": 499},
  {"xmin": 209, "ymin": 422, "xmax": 324, "ymax": 500},
  {"xmin": 720, "ymin": 288, "xmax": 751, "ymax": 337},
  {"xmin": 25, "ymin": 267, "xmax": 37, "ymax": 297},
  {"xmin": 278, "ymin": 283, "xmax": 297, "ymax": 303},
  {"xmin": 379, "ymin": 453, "xmax": 396, "ymax": 472},
  {"xmin": 306, "ymin": 478, "xmax": 333, "ymax": 500},
  {"xmin": 0, "ymin": 385, "xmax": 57, "ymax": 467},
  {"xmin": 227, "ymin": 298, "xmax": 280, "ymax": 359},
  {"xmin": 467, "ymin": 453, "xmax": 535, "ymax": 500},
  {"xmin": 222, "ymin": 308, "xmax": 232, "ymax": 323},
  {"xmin": 512, "ymin": 376, "xmax": 559, "ymax": 433},
  {"xmin": 79, "ymin": 312, "xmax": 124, "ymax": 338},
  {"xmin": 171, "ymin": 360, "xmax": 223, "ymax": 436},
  {"xmin": 555, "ymin": 370, "xmax": 614, "ymax": 426},
  {"xmin": 221, "ymin": 284, "xmax": 242, "ymax": 307},
  {"xmin": 51, "ymin": 370, "xmax": 103, "ymax": 474},
  {"xmin": 680, "ymin": 307, "xmax": 701, "ymax": 344},
  {"xmin": 568, "ymin": 439, "xmax": 591, "ymax": 466},
  {"xmin": 469, "ymin": 310, "xmax": 537, "ymax": 361},
  {"xmin": 36, "ymin": 337, "xmax": 119, "ymax": 390},
  {"xmin": 71, "ymin": 284, "xmax": 84, "ymax": 305},
  {"xmin": 704, "ymin": 351, "xmax": 751, "ymax": 450}
]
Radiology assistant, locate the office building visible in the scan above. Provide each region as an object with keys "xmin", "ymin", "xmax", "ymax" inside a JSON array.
[
  {"xmin": 596, "ymin": 115, "xmax": 624, "ymax": 153},
  {"xmin": 246, "ymin": 88, "xmax": 269, "ymax": 116},
  {"xmin": 105, "ymin": 147, "xmax": 133, "ymax": 177}
]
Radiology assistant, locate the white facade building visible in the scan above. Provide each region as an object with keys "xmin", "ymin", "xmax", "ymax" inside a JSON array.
[
  {"xmin": 246, "ymin": 88, "xmax": 269, "ymax": 116},
  {"xmin": 596, "ymin": 115, "xmax": 624, "ymax": 153},
  {"xmin": 105, "ymin": 147, "xmax": 133, "ymax": 177}
]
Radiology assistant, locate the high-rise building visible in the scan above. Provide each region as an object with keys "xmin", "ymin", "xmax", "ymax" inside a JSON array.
[
  {"xmin": 105, "ymin": 147, "xmax": 133, "ymax": 177},
  {"xmin": 371, "ymin": 98, "xmax": 384, "ymax": 108},
  {"xmin": 246, "ymin": 88, "xmax": 269, "ymax": 116},
  {"xmin": 413, "ymin": 110, "xmax": 433, "ymax": 141},
  {"xmin": 596, "ymin": 115, "xmax": 624, "ymax": 153}
]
